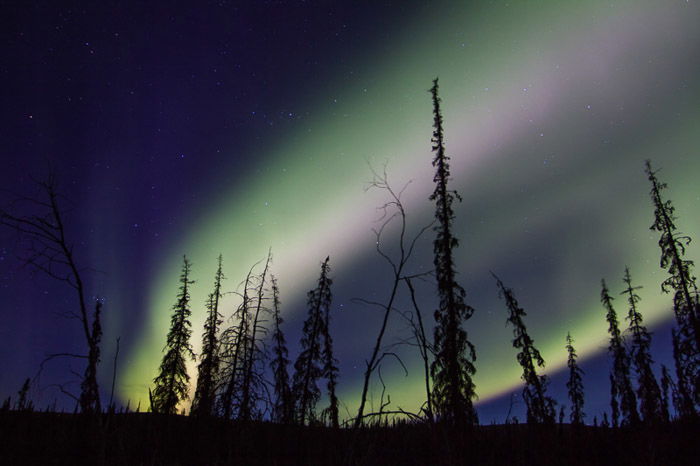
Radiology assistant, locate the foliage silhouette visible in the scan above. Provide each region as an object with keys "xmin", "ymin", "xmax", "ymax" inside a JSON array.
[
  {"xmin": 292, "ymin": 257, "xmax": 333, "ymax": 425},
  {"xmin": 621, "ymin": 267, "xmax": 667, "ymax": 423},
  {"xmin": 565, "ymin": 332, "xmax": 585, "ymax": 425},
  {"xmin": 429, "ymin": 77, "xmax": 478, "ymax": 426},
  {"xmin": 646, "ymin": 160, "xmax": 699, "ymax": 411},
  {"xmin": 191, "ymin": 255, "xmax": 224, "ymax": 417},
  {"xmin": 151, "ymin": 256, "xmax": 195, "ymax": 414},
  {"xmin": 493, "ymin": 273, "xmax": 555, "ymax": 424},
  {"xmin": 601, "ymin": 279, "xmax": 639, "ymax": 426}
]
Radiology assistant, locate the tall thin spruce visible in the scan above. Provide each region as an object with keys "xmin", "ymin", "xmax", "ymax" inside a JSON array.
[
  {"xmin": 151, "ymin": 256, "xmax": 195, "ymax": 414},
  {"xmin": 565, "ymin": 332, "xmax": 585, "ymax": 425},
  {"xmin": 494, "ymin": 273, "xmax": 555, "ymax": 424},
  {"xmin": 645, "ymin": 160, "xmax": 699, "ymax": 408},
  {"xmin": 621, "ymin": 267, "xmax": 667, "ymax": 423},
  {"xmin": 292, "ymin": 257, "xmax": 333, "ymax": 425},
  {"xmin": 429, "ymin": 78, "xmax": 477, "ymax": 425},
  {"xmin": 191, "ymin": 254, "xmax": 224, "ymax": 417},
  {"xmin": 601, "ymin": 279, "xmax": 639, "ymax": 426},
  {"xmin": 321, "ymin": 280, "xmax": 340, "ymax": 428},
  {"xmin": 270, "ymin": 276, "xmax": 293, "ymax": 424}
]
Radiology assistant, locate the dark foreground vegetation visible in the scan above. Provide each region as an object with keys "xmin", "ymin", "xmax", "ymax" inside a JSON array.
[
  {"xmin": 2, "ymin": 79, "xmax": 699, "ymax": 464},
  {"xmin": 1, "ymin": 410, "xmax": 697, "ymax": 466}
]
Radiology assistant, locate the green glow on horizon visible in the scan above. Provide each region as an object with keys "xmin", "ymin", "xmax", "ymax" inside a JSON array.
[{"xmin": 120, "ymin": 0, "xmax": 700, "ymax": 416}]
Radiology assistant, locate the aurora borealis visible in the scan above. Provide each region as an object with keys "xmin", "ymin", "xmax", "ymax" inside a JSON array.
[{"xmin": 2, "ymin": 1, "xmax": 699, "ymax": 423}]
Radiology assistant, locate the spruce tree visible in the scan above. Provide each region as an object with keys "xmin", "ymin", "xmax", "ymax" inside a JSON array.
[
  {"xmin": 151, "ymin": 256, "xmax": 195, "ymax": 414},
  {"xmin": 270, "ymin": 276, "xmax": 293, "ymax": 424},
  {"xmin": 646, "ymin": 160, "xmax": 699, "ymax": 405},
  {"xmin": 321, "ymin": 281, "xmax": 340, "ymax": 428},
  {"xmin": 429, "ymin": 78, "xmax": 477, "ymax": 425},
  {"xmin": 610, "ymin": 374, "xmax": 620, "ymax": 428},
  {"xmin": 494, "ymin": 274, "xmax": 555, "ymax": 424},
  {"xmin": 621, "ymin": 267, "xmax": 667, "ymax": 423},
  {"xmin": 660, "ymin": 365, "xmax": 675, "ymax": 420},
  {"xmin": 191, "ymin": 255, "xmax": 224, "ymax": 417},
  {"xmin": 671, "ymin": 329, "xmax": 696, "ymax": 418},
  {"xmin": 565, "ymin": 332, "xmax": 585, "ymax": 425},
  {"xmin": 292, "ymin": 257, "xmax": 332, "ymax": 425},
  {"xmin": 601, "ymin": 279, "xmax": 639, "ymax": 425}
]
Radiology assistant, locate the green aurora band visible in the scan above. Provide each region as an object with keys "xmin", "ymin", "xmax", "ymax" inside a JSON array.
[{"xmin": 121, "ymin": 0, "xmax": 700, "ymax": 415}]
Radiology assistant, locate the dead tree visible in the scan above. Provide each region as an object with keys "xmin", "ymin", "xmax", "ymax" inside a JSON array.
[
  {"xmin": 239, "ymin": 251, "xmax": 271, "ymax": 421},
  {"xmin": 353, "ymin": 167, "xmax": 433, "ymax": 427},
  {"xmin": 218, "ymin": 266, "xmax": 255, "ymax": 419},
  {"xmin": 0, "ymin": 175, "xmax": 102, "ymax": 413}
]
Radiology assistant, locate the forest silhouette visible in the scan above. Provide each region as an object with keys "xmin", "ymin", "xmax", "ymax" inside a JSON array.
[{"xmin": 0, "ymin": 79, "xmax": 698, "ymax": 465}]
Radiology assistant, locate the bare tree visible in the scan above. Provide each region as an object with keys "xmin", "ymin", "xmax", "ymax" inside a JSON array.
[
  {"xmin": 353, "ymin": 167, "xmax": 433, "ymax": 427},
  {"xmin": 0, "ymin": 175, "xmax": 102, "ymax": 413}
]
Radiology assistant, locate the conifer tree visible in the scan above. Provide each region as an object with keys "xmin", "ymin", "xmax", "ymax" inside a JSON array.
[
  {"xmin": 610, "ymin": 374, "xmax": 620, "ymax": 428},
  {"xmin": 270, "ymin": 276, "xmax": 293, "ymax": 424},
  {"xmin": 621, "ymin": 267, "xmax": 667, "ymax": 423},
  {"xmin": 671, "ymin": 329, "xmax": 696, "ymax": 418},
  {"xmin": 321, "ymin": 281, "xmax": 340, "ymax": 428},
  {"xmin": 494, "ymin": 274, "xmax": 555, "ymax": 424},
  {"xmin": 151, "ymin": 256, "xmax": 195, "ymax": 415},
  {"xmin": 292, "ymin": 257, "xmax": 332, "ymax": 425},
  {"xmin": 660, "ymin": 365, "xmax": 675, "ymax": 420},
  {"xmin": 646, "ymin": 160, "xmax": 699, "ymax": 405},
  {"xmin": 191, "ymin": 255, "xmax": 224, "ymax": 417},
  {"xmin": 565, "ymin": 332, "xmax": 585, "ymax": 425},
  {"xmin": 601, "ymin": 279, "xmax": 639, "ymax": 425},
  {"xmin": 429, "ymin": 78, "xmax": 477, "ymax": 425}
]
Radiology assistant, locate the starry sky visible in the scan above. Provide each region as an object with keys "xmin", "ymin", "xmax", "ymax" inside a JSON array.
[{"xmin": 1, "ymin": 0, "xmax": 699, "ymax": 423}]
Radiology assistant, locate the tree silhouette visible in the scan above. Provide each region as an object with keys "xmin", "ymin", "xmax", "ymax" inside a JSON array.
[
  {"xmin": 565, "ymin": 332, "xmax": 585, "ymax": 425},
  {"xmin": 239, "ymin": 252, "xmax": 271, "ymax": 421},
  {"xmin": 0, "ymin": 176, "xmax": 103, "ymax": 413},
  {"xmin": 494, "ymin": 273, "xmax": 555, "ymax": 424},
  {"xmin": 191, "ymin": 255, "xmax": 224, "ymax": 417},
  {"xmin": 429, "ymin": 78, "xmax": 477, "ymax": 426},
  {"xmin": 79, "ymin": 299, "xmax": 102, "ymax": 414},
  {"xmin": 321, "ymin": 280, "xmax": 340, "ymax": 428},
  {"xmin": 353, "ymin": 168, "xmax": 434, "ymax": 427},
  {"xmin": 218, "ymin": 267, "xmax": 254, "ymax": 419},
  {"xmin": 646, "ymin": 160, "xmax": 699, "ymax": 407},
  {"xmin": 601, "ymin": 279, "xmax": 639, "ymax": 426},
  {"xmin": 151, "ymin": 256, "xmax": 195, "ymax": 414},
  {"xmin": 270, "ymin": 276, "xmax": 293, "ymax": 424},
  {"xmin": 609, "ymin": 374, "xmax": 620, "ymax": 428},
  {"xmin": 292, "ymin": 257, "xmax": 332, "ymax": 425},
  {"xmin": 671, "ymin": 328, "xmax": 696, "ymax": 418},
  {"xmin": 660, "ymin": 365, "xmax": 676, "ymax": 420},
  {"xmin": 621, "ymin": 267, "xmax": 667, "ymax": 423}
]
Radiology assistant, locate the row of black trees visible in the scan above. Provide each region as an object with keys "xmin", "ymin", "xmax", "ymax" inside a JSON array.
[{"xmin": 2, "ymin": 79, "xmax": 698, "ymax": 430}]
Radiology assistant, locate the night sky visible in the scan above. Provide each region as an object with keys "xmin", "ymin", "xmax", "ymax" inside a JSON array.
[{"xmin": 2, "ymin": 0, "xmax": 699, "ymax": 424}]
